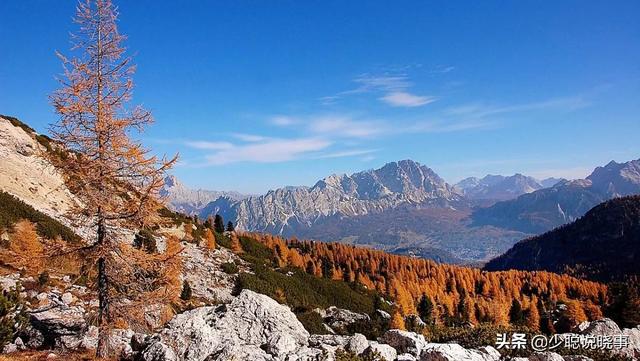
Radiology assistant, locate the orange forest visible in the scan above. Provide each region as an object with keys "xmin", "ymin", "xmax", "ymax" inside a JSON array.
[{"xmin": 241, "ymin": 232, "xmax": 607, "ymax": 332}]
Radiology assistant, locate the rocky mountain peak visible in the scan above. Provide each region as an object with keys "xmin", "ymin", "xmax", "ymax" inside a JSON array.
[
  {"xmin": 455, "ymin": 172, "xmax": 543, "ymax": 201},
  {"xmin": 587, "ymin": 158, "xmax": 640, "ymax": 197},
  {"xmin": 199, "ymin": 159, "xmax": 462, "ymax": 236}
]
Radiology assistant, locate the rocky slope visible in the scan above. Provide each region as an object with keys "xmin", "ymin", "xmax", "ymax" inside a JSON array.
[
  {"xmin": 0, "ymin": 115, "xmax": 77, "ymax": 221},
  {"xmin": 4, "ymin": 275, "xmax": 639, "ymax": 360},
  {"xmin": 160, "ymin": 175, "xmax": 247, "ymax": 215},
  {"xmin": 455, "ymin": 174, "xmax": 544, "ymax": 202},
  {"xmin": 472, "ymin": 159, "xmax": 640, "ymax": 233},
  {"xmin": 483, "ymin": 195, "xmax": 640, "ymax": 282}
]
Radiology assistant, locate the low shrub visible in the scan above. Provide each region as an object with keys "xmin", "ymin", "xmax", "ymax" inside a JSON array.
[{"xmin": 221, "ymin": 262, "xmax": 239, "ymax": 274}]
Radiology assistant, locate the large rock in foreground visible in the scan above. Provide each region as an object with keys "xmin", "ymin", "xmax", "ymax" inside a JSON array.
[{"xmin": 140, "ymin": 289, "xmax": 318, "ymax": 361}]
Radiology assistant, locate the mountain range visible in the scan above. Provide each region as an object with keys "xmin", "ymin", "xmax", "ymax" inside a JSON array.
[
  {"xmin": 472, "ymin": 159, "xmax": 640, "ymax": 233},
  {"xmin": 173, "ymin": 160, "xmax": 536, "ymax": 262},
  {"xmin": 484, "ymin": 195, "xmax": 640, "ymax": 282},
  {"xmin": 160, "ymin": 175, "xmax": 248, "ymax": 215},
  {"xmin": 159, "ymin": 156, "xmax": 640, "ymax": 263},
  {"xmin": 454, "ymin": 173, "xmax": 556, "ymax": 202}
]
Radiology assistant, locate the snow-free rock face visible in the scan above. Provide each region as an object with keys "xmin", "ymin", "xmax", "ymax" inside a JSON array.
[
  {"xmin": 379, "ymin": 329, "xmax": 429, "ymax": 356},
  {"xmin": 419, "ymin": 343, "xmax": 501, "ymax": 361},
  {"xmin": 0, "ymin": 116, "xmax": 77, "ymax": 220},
  {"xmin": 160, "ymin": 175, "xmax": 247, "ymax": 215},
  {"xmin": 140, "ymin": 289, "xmax": 315, "ymax": 361},
  {"xmin": 179, "ymin": 241, "xmax": 246, "ymax": 303},
  {"xmin": 568, "ymin": 318, "xmax": 640, "ymax": 359},
  {"xmin": 455, "ymin": 174, "xmax": 544, "ymax": 201},
  {"xmin": 201, "ymin": 160, "xmax": 463, "ymax": 236}
]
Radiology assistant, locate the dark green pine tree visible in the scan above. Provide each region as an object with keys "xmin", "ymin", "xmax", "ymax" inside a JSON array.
[
  {"xmin": 214, "ymin": 214, "xmax": 225, "ymax": 233},
  {"xmin": 180, "ymin": 280, "xmax": 192, "ymax": 301},
  {"xmin": 226, "ymin": 221, "xmax": 235, "ymax": 232},
  {"xmin": 321, "ymin": 257, "xmax": 334, "ymax": 279},
  {"xmin": 509, "ymin": 299, "xmax": 526, "ymax": 326},
  {"xmin": 417, "ymin": 293, "xmax": 434, "ymax": 325}
]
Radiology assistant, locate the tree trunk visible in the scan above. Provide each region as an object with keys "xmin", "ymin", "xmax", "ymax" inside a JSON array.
[{"xmin": 96, "ymin": 217, "xmax": 110, "ymax": 358}]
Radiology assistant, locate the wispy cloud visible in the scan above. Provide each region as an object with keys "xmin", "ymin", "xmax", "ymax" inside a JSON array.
[
  {"xmin": 429, "ymin": 65, "xmax": 455, "ymax": 74},
  {"xmin": 200, "ymin": 137, "xmax": 332, "ymax": 165},
  {"xmin": 184, "ymin": 140, "xmax": 234, "ymax": 150},
  {"xmin": 308, "ymin": 116, "xmax": 385, "ymax": 138},
  {"xmin": 445, "ymin": 96, "xmax": 590, "ymax": 118},
  {"xmin": 323, "ymin": 73, "xmax": 436, "ymax": 108},
  {"xmin": 313, "ymin": 149, "xmax": 378, "ymax": 159},
  {"xmin": 380, "ymin": 92, "xmax": 437, "ymax": 107},
  {"xmin": 270, "ymin": 115, "xmax": 298, "ymax": 126},
  {"xmin": 230, "ymin": 133, "xmax": 270, "ymax": 142}
]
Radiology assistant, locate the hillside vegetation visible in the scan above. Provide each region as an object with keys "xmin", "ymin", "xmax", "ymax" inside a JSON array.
[
  {"xmin": 0, "ymin": 191, "xmax": 78, "ymax": 243},
  {"xmin": 233, "ymin": 231, "xmax": 607, "ymax": 333}
]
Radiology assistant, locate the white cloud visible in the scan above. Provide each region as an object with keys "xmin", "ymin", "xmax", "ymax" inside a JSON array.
[
  {"xmin": 429, "ymin": 65, "xmax": 455, "ymax": 74},
  {"xmin": 270, "ymin": 115, "xmax": 298, "ymax": 126},
  {"xmin": 351, "ymin": 74, "xmax": 410, "ymax": 93},
  {"xmin": 445, "ymin": 96, "xmax": 590, "ymax": 118},
  {"xmin": 308, "ymin": 116, "xmax": 385, "ymax": 138},
  {"xmin": 204, "ymin": 137, "xmax": 331, "ymax": 165},
  {"xmin": 323, "ymin": 72, "xmax": 436, "ymax": 107},
  {"xmin": 184, "ymin": 141, "xmax": 234, "ymax": 150},
  {"xmin": 314, "ymin": 149, "xmax": 378, "ymax": 159},
  {"xmin": 231, "ymin": 133, "xmax": 270, "ymax": 142},
  {"xmin": 380, "ymin": 92, "xmax": 437, "ymax": 107}
]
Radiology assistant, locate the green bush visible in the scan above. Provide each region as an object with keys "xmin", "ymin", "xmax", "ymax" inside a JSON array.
[
  {"xmin": 221, "ymin": 262, "xmax": 239, "ymax": 274},
  {"xmin": 0, "ymin": 288, "xmax": 26, "ymax": 349},
  {"xmin": 296, "ymin": 311, "xmax": 328, "ymax": 335},
  {"xmin": 0, "ymin": 191, "xmax": 79, "ymax": 242}
]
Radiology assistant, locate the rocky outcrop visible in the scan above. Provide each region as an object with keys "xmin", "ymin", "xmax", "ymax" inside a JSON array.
[
  {"xmin": 0, "ymin": 116, "xmax": 77, "ymax": 222},
  {"xmin": 180, "ymin": 241, "xmax": 246, "ymax": 303},
  {"xmin": 567, "ymin": 318, "xmax": 640, "ymax": 359},
  {"xmin": 419, "ymin": 343, "xmax": 500, "ymax": 361},
  {"xmin": 314, "ymin": 306, "xmax": 370, "ymax": 332},
  {"xmin": 139, "ymin": 289, "xmax": 319, "ymax": 361}
]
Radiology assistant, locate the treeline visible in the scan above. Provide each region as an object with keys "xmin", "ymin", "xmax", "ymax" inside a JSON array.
[{"xmin": 237, "ymin": 232, "xmax": 607, "ymax": 332}]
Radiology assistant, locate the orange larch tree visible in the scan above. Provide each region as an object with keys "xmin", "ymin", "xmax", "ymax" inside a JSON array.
[{"xmin": 49, "ymin": 0, "xmax": 177, "ymax": 357}]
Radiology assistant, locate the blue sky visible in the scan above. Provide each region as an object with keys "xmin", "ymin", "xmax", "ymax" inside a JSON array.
[{"xmin": 1, "ymin": 1, "xmax": 639, "ymax": 194}]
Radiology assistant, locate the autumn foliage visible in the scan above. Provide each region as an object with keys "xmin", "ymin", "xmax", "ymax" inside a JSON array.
[{"xmin": 239, "ymin": 232, "xmax": 607, "ymax": 330}]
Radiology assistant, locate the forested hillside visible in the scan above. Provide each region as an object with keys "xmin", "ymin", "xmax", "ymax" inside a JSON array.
[
  {"xmin": 484, "ymin": 195, "xmax": 640, "ymax": 282},
  {"xmin": 234, "ymin": 231, "xmax": 607, "ymax": 332}
]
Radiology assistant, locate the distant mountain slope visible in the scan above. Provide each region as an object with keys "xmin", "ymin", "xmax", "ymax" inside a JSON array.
[
  {"xmin": 540, "ymin": 177, "xmax": 566, "ymax": 188},
  {"xmin": 472, "ymin": 159, "xmax": 640, "ymax": 233},
  {"xmin": 160, "ymin": 175, "xmax": 247, "ymax": 215},
  {"xmin": 484, "ymin": 195, "xmax": 640, "ymax": 282},
  {"xmin": 208, "ymin": 160, "xmax": 464, "ymax": 235},
  {"xmin": 455, "ymin": 173, "xmax": 543, "ymax": 201},
  {"xmin": 197, "ymin": 160, "xmax": 527, "ymax": 262}
]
